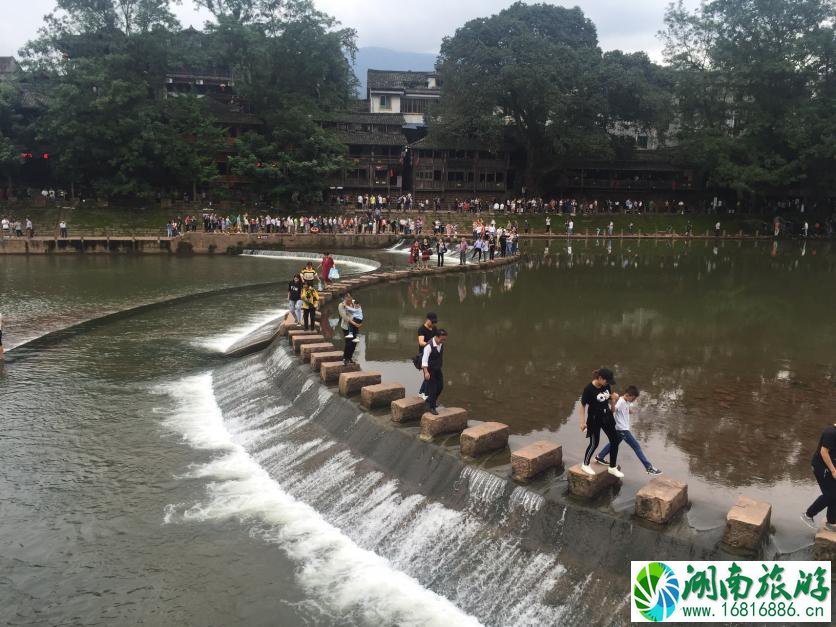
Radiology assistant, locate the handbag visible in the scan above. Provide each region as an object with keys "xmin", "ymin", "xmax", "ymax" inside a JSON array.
[
  {"xmin": 412, "ymin": 353, "xmax": 423, "ymax": 369},
  {"xmin": 328, "ymin": 266, "xmax": 340, "ymax": 280}
]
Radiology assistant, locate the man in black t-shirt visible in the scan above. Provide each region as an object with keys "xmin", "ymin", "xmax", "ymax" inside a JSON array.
[
  {"xmin": 802, "ymin": 423, "xmax": 836, "ymax": 531},
  {"xmin": 417, "ymin": 313, "xmax": 438, "ymax": 399},
  {"xmin": 287, "ymin": 275, "xmax": 303, "ymax": 323}
]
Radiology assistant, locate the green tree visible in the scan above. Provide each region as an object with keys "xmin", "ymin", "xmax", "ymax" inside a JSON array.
[
  {"xmin": 661, "ymin": 0, "xmax": 836, "ymax": 204},
  {"xmin": 432, "ymin": 2, "xmax": 674, "ymax": 193},
  {"xmin": 432, "ymin": 2, "xmax": 609, "ymax": 192},
  {"xmin": 208, "ymin": 0, "xmax": 357, "ymax": 202},
  {"xmin": 0, "ymin": 83, "xmax": 25, "ymax": 189}
]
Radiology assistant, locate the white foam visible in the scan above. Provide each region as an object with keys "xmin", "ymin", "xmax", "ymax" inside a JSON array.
[
  {"xmin": 160, "ymin": 374, "xmax": 481, "ymax": 627},
  {"xmin": 194, "ymin": 309, "xmax": 286, "ymax": 353},
  {"xmin": 240, "ymin": 250, "xmax": 380, "ymax": 273}
]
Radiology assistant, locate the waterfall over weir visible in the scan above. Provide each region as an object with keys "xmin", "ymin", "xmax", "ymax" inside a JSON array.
[{"xmin": 161, "ymin": 344, "xmax": 639, "ymax": 625}]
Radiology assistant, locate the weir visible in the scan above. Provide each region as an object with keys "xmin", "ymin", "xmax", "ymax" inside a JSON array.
[{"xmin": 216, "ymin": 251, "xmax": 825, "ymax": 622}]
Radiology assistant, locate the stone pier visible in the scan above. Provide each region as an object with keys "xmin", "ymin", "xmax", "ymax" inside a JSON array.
[
  {"xmin": 511, "ymin": 441, "xmax": 563, "ymax": 482},
  {"xmin": 813, "ymin": 529, "xmax": 836, "ymax": 561},
  {"xmin": 722, "ymin": 496, "xmax": 772, "ymax": 551},
  {"xmin": 390, "ymin": 396, "xmax": 427, "ymax": 423},
  {"xmin": 300, "ymin": 342, "xmax": 335, "ymax": 362},
  {"xmin": 567, "ymin": 464, "xmax": 620, "ymax": 498},
  {"xmin": 338, "ymin": 371, "xmax": 382, "ymax": 396},
  {"xmin": 420, "ymin": 408, "xmax": 468, "ymax": 441},
  {"xmin": 286, "ymin": 329, "xmax": 319, "ymax": 343},
  {"xmin": 360, "ymin": 383, "xmax": 405, "ymax": 410},
  {"xmin": 310, "ymin": 351, "xmax": 345, "ymax": 370},
  {"xmin": 635, "ymin": 477, "xmax": 688, "ymax": 524},
  {"xmin": 321, "ymin": 361, "xmax": 360, "ymax": 383},
  {"xmin": 292, "ymin": 334, "xmax": 326, "ymax": 354},
  {"xmin": 460, "ymin": 422, "xmax": 509, "ymax": 457}
]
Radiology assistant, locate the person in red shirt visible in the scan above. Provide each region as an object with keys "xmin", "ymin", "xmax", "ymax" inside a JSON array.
[{"xmin": 319, "ymin": 252, "xmax": 334, "ymax": 284}]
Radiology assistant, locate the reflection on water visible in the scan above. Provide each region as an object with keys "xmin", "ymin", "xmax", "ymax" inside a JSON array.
[{"xmin": 319, "ymin": 238, "xmax": 834, "ymax": 546}]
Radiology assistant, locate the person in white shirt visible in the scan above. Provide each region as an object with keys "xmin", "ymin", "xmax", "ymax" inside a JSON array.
[
  {"xmin": 595, "ymin": 385, "xmax": 661, "ymax": 475},
  {"xmin": 421, "ymin": 330, "xmax": 448, "ymax": 414}
]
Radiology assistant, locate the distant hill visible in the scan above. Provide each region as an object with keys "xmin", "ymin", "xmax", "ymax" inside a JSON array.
[{"xmin": 352, "ymin": 47, "xmax": 437, "ymax": 94}]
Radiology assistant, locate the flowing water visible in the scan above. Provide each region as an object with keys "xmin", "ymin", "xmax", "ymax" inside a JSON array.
[{"xmin": 0, "ymin": 240, "xmax": 833, "ymax": 625}]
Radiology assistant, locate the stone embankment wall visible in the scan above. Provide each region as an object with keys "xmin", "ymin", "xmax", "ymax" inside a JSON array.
[{"xmin": 0, "ymin": 233, "xmax": 402, "ymax": 254}]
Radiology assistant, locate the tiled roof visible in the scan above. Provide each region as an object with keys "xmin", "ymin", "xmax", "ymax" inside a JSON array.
[
  {"xmin": 335, "ymin": 129, "xmax": 406, "ymax": 146},
  {"xmin": 320, "ymin": 111, "xmax": 406, "ymax": 125},
  {"xmin": 0, "ymin": 56, "xmax": 18, "ymax": 77},
  {"xmin": 367, "ymin": 69, "xmax": 437, "ymax": 91},
  {"xmin": 166, "ymin": 65, "xmax": 234, "ymax": 81}
]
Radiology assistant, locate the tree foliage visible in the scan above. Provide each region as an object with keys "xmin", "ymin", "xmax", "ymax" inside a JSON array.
[
  {"xmin": 10, "ymin": 0, "xmax": 356, "ymax": 202},
  {"xmin": 431, "ymin": 2, "xmax": 673, "ymax": 192},
  {"xmin": 661, "ymin": 0, "xmax": 836, "ymax": 200}
]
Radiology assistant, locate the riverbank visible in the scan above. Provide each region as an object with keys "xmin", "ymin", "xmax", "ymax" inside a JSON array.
[{"xmin": 0, "ymin": 229, "xmax": 825, "ymax": 254}]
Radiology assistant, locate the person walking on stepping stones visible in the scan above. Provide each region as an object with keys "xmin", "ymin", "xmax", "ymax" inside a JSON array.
[
  {"xmin": 578, "ymin": 367, "xmax": 623, "ymax": 478},
  {"xmin": 421, "ymin": 329, "xmax": 447, "ymax": 415},
  {"xmin": 416, "ymin": 312, "xmax": 438, "ymax": 399},
  {"xmin": 801, "ymin": 422, "xmax": 836, "ymax": 532},
  {"xmin": 338, "ymin": 292, "xmax": 358, "ymax": 365}
]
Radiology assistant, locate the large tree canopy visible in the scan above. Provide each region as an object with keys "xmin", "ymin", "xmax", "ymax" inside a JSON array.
[
  {"xmin": 431, "ymin": 2, "xmax": 673, "ymax": 192},
  {"xmin": 13, "ymin": 0, "xmax": 356, "ymax": 202},
  {"xmin": 661, "ymin": 0, "xmax": 836, "ymax": 201}
]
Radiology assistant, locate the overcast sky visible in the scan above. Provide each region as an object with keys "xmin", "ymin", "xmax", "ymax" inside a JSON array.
[{"xmin": 0, "ymin": 0, "xmax": 699, "ymax": 60}]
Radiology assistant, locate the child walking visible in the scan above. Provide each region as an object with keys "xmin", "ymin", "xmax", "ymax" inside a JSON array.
[
  {"xmin": 595, "ymin": 386, "xmax": 661, "ymax": 475},
  {"xmin": 579, "ymin": 367, "xmax": 623, "ymax": 478}
]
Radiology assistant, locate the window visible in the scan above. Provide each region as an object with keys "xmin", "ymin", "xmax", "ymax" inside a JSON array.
[
  {"xmin": 348, "ymin": 145, "xmax": 363, "ymax": 156},
  {"xmin": 379, "ymin": 95, "xmax": 391, "ymax": 110},
  {"xmin": 401, "ymin": 98, "xmax": 433, "ymax": 114},
  {"xmin": 637, "ymin": 135, "xmax": 649, "ymax": 149},
  {"xmin": 419, "ymin": 150, "xmax": 432, "ymax": 159},
  {"xmin": 348, "ymin": 168, "xmax": 368, "ymax": 180},
  {"xmin": 467, "ymin": 172, "xmax": 474, "ymax": 183},
  {"xmin": 495, "ymin": 172, "xmax": 504, "ymax": 183},
  {"xmin": 433, "ymin": 170, "xmax": 442, "ymax": 181},
  {"xmin": 415, "ymin": 170, "xmax": 434, "ymax": 180},
  {"xmin": 447, "ymin": 171, "xmax": 465, "ymax": 182}
]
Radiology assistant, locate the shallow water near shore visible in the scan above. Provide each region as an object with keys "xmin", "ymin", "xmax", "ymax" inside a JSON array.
[{"xmin": 0, "ymin": 239, "xmax": 833, "ymax": 624}]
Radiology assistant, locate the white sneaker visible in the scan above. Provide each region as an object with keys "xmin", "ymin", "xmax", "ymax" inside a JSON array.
[
  {"xmin": 345, "ymin": 333, "xmax": 354, "ymax": 339},
  {"xmin": 418, "ymin": 393, "xmax": 428, "ymax": 400},
  {"xmin": 352, "ymin": 337, "xmax": 360, "ymax": 343},
  {"xmin": 580, "ymin": 464, "xmax": 596, "ymax": 476},
  {"xmin": 607, "ymin": 466, "xmax": 625, "ymax": 478}
]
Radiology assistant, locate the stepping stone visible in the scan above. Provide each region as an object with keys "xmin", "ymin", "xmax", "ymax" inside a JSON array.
[
  {"xmin": 338, "ymin": 371, "xmax": 382, "ymax": 396},
  {"xmin": 567, "ymin": 463, "xmax": 620, "ymax": 498},
  {"xmin": 310, "ymin": 351, "xmax": 345, "ymax": 370},
  {"xmin": 511, "ymin": 441, "xmax": 563, "ymax": 482},
  {"xmin": 278, "ymin": 321, "xmax": 301, "ymax": 337},
  {"xmin": 287, "ymin": 329, "xmax": 318, "ymax": 342},
  {"xmin": 391, "ymin": 396, "xmax": 427, "ymax": 423},
  {"xmin": 635, "ymin": 477, "xmax": 688, "ymax": 524},
  {"xmin": 292, "ymin": 334, "xmax": 326, "ymax": 354},
  {"xmin": 300, "ymin": 342, "xmax": 335, "ymax": 362},
  {"xmin": 813, "ymin": 528, "xmax": 836, "ymax": 560},
  {"xmin": 321, "ymin": 361, "xmax": 360, "ymax": 383},
  {"xmin": 361, "ymin": 382, "xmax": 405, "ymax": 409},
  {"xmin": 722, "ymin": 496, "xmax": 772, "ymax": 551},
  {"xmin": 460, "ymin": 422, "xmax": 509, "ymax": 457},
  {"xmin": 419, "ymin": 407, "xmax": 468, "ymax": 441}
]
